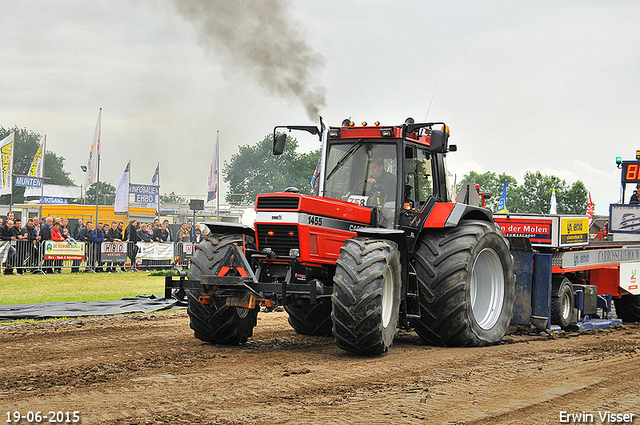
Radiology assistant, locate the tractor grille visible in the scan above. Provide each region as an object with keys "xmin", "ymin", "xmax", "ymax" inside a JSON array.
[
  {"xmin": 256, "ymin": 196, "xmax": 300, "ymax": 210},
  {"xmin": 256, "ymin": 224, "xmax": 300, "ymax": 256}
]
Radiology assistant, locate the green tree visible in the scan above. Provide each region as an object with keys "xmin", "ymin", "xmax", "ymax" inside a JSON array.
[
  {"xmin": 457, "ymin": 171, "xmax": 518, "ymax": 211},
  {"xmin": 457, "ymin": 170, "xmax": 588, "ymax": 214},
  {"xmin": 223, "ymin": 133, "xmax": 321, "ymax": 205},
  {"xmin": 0, "ymin": 126, "xmax": 75, "ymax": 204},
  {"xmin": 85, "ymin": 182, "xmax": 116, "ymax": 205},
  {"xmin": 160, "ymin": 191, "xmax": 186, "ymax": 204}
]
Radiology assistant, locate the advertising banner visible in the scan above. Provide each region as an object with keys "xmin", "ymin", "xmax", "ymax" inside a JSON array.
[
  {"xmin": 609, "ymin": 205, "xmax": 640, "ymax": 233},
  {"xmin": 101, "ymin": 242, "xmax": 127, "ymax": 263},
  {"xmin": 560, "ymin": 217, "xmax": 589, "ymax": 245},
  {"xmin": 620, "ymin": 262, "xmax": 640, "ymax": 295},
  {"xmin": 494, "ymin": 216, "xmax": 554, "ymax": 245},
  {"xmin": 136, "ymin": 242, "xmax": 174, "ymax": 260},
  {"xmin": 44, "ymin": 241, "xmax": 85, "ymax": 260},
  {"xmin": 130, "ymin": 184, "xmax": 159, "ymax": 204}
]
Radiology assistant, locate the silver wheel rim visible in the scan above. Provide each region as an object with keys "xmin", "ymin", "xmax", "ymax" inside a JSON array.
[
  {"xmin": 470, "ymin": 247, "xmax": 504, "ymax": 330},
  {"xmin": 561, "ymin": 290, "xmax": 572, "ymax": 320},
  {"xmin": 381, "ymin": 265, "xmax": 394, "ymax": 328},
  {"xmin": 236, "ymin": 308, "xmax": 250, "ymax": 319}
]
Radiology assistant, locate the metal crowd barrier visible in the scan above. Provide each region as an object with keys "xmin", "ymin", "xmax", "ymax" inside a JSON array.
[{"xmin": 0, "ymin": 240, "xmax": 192, "ymax": 274}]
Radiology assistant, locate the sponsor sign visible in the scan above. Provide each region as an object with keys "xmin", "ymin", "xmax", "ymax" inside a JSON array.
[
  {"xmin": 130, "ymin": 184, "xmax": 159, "ymax": 204},
  {"xmin": 494, "ymin": 216, "xmax": 554, "ymax": 245},
  {"xmin": 181, "ymin": 242, "xmax": 194, "ymax": 258},
  {"xmin": 101, "ymin": 242, "xmax": 127, "ymax": 262},
  {"xmin": 15, "ymin": 176, "xmax": 43, "ymax": 188},
  {"xmin": 40, "ymin": 196, "xmax": 68, "ymax": 204},
  {"xmin": 136, "ymin": 242, "xmax": 174, "ymax": 260},
  {"xmin": 560, "ymin": 217, "xmax": 589, "ymax": 244},
  {"xmin": 44, "ymin": 241, "xmax": 85, "ymax": 260},
  {"xmin": 620, "ymin": 262, "xmax": 640, "ymax": 295},
  {"xmin": 609, "ymin": 204, "xmax": 640, "ymax": 233},
  {"xmin": 560, "ymin": 247, "xmax": 640, "ymax": 269}
]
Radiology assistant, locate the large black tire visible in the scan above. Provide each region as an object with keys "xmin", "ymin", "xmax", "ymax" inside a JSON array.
[
  {"xmin": 186, "ymin": 233, "xmax": 258, "ymax": 345},
  {"xmin": 188, "ymin": 233, "xmax": 253, "ymax": 281},
  {"xmin": 285, "ymin": 299, "xmax": 333, "ymax": 336},
  {"xmin": 551, "ymin": 277, "xmax": 574, "ymax": 329},
  {"xmin": 413, "ymin": 220, "xmax": 515, "ymax": 347},
  {"xmin": 187, "ymin": 290, "xmax": 258, "ymax": 344},
  {"xmin": 331, "ymin": 238, "xmax": 402, "ymax": 355},
  {"xmin": 614, "ymin": 294, "xmax": 640, "ymax": 322}
]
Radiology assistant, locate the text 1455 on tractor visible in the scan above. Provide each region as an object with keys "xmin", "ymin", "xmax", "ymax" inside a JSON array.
[{"xmin": 170, "ymin": 118, "xmax": 517, "ymax": 355}]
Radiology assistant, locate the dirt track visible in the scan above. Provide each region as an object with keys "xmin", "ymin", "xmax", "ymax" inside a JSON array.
[{"xmin": 1, "ymin": 311, "xmax": 639, "ymax": 425}]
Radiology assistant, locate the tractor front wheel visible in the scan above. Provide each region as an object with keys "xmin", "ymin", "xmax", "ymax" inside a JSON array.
[
  {"xmin": 331, "ymin": 237, "xmax": 401, "ymax": 355},
  {"xmin": 187, "ymin": 233, "xmax": 258, "ymax": 344}
]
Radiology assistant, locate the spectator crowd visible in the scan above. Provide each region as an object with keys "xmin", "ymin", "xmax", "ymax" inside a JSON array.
[{"xmin": 0, "ymin": 212, "xmax": 207, "ymax": 275}]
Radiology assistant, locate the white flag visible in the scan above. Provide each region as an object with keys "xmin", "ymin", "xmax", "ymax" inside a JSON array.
[
  {"xmin": 0, "ymin": 133, "xmax": 14, "ymax": 196},
  {"xmin": 207, "ymin": 131, "xmax": 219, "ymax": 202},
  {"xmin": 114, "ymin": 161, "xmax": 130, "ymax": 214},
  {"xmin": 147, "ymin": 163, "xmax": 159, "ymax": 210},
  {"xmin": 84, "ymin": 109, "xmax": 101, "ymax": 190},
  {"xmin": 550, "ymin": 189, "xmax": 557, "ymax": 214},
  {"xmin": 24, "ymin": 139, "xmax": 45, "ymax": 197}
]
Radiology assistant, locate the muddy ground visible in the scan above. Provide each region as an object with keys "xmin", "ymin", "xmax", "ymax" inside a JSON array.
[{"xmin": 1, "ymin": 310, "xmax": 639, "ymax": 424}]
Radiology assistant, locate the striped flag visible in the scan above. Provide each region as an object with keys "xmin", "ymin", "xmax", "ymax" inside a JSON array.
[
  {"xmin": 0, "ymin": 133, "xmax": 14, "ymax": 196},
  {"xmin": 207, "ymin": 131, "xmax": 219, "ymax": 202},
  {"xmin": 310, "ymin": 158, "xmax": 321, "ymax": 195},
  {"xmin": 114, "ymin": 161, "xmax": 130, "ymax": 214},
  {"xmin": 24, "ymin": 139, "xmax": 44, "ymax": 197},
  {"xmin": 496, "ymin": 180, "xmax": 507, "ymax": 213},
  {"xmin": 550, "ymin": 189, "xmax": 557, "ymax": 214},
  {"xmin": 587, "ymin": 192, "xmax": 595, "ymax": 226},
  {"xmin": 84, "ymin": 109, "xmax": 101, "ymax": 190}
]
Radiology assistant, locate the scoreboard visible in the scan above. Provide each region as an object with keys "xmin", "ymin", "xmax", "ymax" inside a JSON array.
[{"xmin": 621, "ymin": 161, "xmax": 640, "ymax": 184}]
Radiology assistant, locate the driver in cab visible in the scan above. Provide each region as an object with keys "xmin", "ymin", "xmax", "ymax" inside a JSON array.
[{"xmin": 366, "ymin": 158, "xmax": 396, "ymax": 198}]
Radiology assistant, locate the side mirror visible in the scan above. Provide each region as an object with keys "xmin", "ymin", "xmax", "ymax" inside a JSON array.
[
  {"xmin": 273, "ymin": 132, "xmax": 287, "ymax": 155},
  {"xmin": 429, "ymin": 130, "xmax": 449, "ymax": 153}
]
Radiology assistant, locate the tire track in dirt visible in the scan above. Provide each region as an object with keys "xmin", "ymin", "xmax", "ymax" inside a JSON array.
[{"xmin": 1, "ymin": 312, "xmax": 639, "ymax": 424}]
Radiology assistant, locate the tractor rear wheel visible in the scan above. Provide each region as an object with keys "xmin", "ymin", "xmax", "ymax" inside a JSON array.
[
  {"xmin": 285, "ymin": 299, "xmax": 333, "ymax": 336},
  {"xmin": 614, "ymin": 294, "xmax": 640, "ymax": 322},
  {"xmin": 413, "ymin": 220, "xmax": 515, "ymax": 347},
  {"xmin": 187, "ymin": 233, "xmax": 258, "ymax": 344},
  {"xmin": 331, "ymin": 237, "xmax": 401, "ymax": 355}
]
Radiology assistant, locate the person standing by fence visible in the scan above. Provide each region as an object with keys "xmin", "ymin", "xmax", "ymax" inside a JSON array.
[
  {"xmin": 40, "ymin": 217, "xmax": 53, "ymax": 274},
  {"xmin": 176, "ymin": 223, "xmax": 190, "ymax": 243},
  {"xmin": 76, "ymin": 221, "xmax": 96, "ymax": 272},
  {"xmin": 0, "ymin": 220, "xmax": 17, "ymax": 275},
  {"xmin": 124, "ymin": 219, "xmax": 139, "ymax": 271},
  {"xmin": 92, "ymin": 223, "xmax": 105, "ymax": 272},
  {"xmin": 24, "ymin": 218, "xmax": 40, "ymax": 273},
  {"xmin": 51, "ymin": 221, "xmax": 64, "ymax": 273}
]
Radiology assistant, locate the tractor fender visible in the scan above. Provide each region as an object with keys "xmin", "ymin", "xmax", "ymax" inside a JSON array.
[
  {"xmin": 204, "ymin": 222, "xmax": 255, "ymax": 239},
  {"xmin": 422, "ymin": 202, "xmax": 493, "ymax": 229},
  {"xmin": 355, "ymin": 227, "xmax": 409, "ymax": 298}
]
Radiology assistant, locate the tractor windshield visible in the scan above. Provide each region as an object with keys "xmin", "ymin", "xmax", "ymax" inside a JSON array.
[{"xmin": 324, "ymin": 141, "xmax": 398, "ymax": 225}]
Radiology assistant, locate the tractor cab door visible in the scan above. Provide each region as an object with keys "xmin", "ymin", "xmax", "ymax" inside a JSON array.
[{"xmin": 399, "ymin": 144, "xmax": 436, "ymax": 250}]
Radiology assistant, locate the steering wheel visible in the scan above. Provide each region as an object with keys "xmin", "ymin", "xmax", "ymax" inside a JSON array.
[{"xmin": 354, "ymin": 179, "xmax": 388, "ymax": 204}]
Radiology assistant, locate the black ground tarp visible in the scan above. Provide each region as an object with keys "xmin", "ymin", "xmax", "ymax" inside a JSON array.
[{"xmin": 0, "ymin": 295, "xmax": 186, "ymax": 321}]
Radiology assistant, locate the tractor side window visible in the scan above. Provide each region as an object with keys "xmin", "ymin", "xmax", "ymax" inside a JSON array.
[{"xmin": 404, "ymin": 146, "xmax": 433, "ymax": 210}]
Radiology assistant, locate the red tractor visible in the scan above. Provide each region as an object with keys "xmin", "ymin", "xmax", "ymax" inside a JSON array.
[{"xmin": 180, "ymin": 118, "xmax": 515, "ymax": 355}]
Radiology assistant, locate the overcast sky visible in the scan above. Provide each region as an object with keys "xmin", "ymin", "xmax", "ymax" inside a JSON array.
[{"xmin": 2, "ymin": 0, "xmax": 639, "ymax": 214}]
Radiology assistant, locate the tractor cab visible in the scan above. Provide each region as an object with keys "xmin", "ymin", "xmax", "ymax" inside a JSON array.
[{"xmin": 276, "ymin": 118, "xmax": 453, "ymax": 230}]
